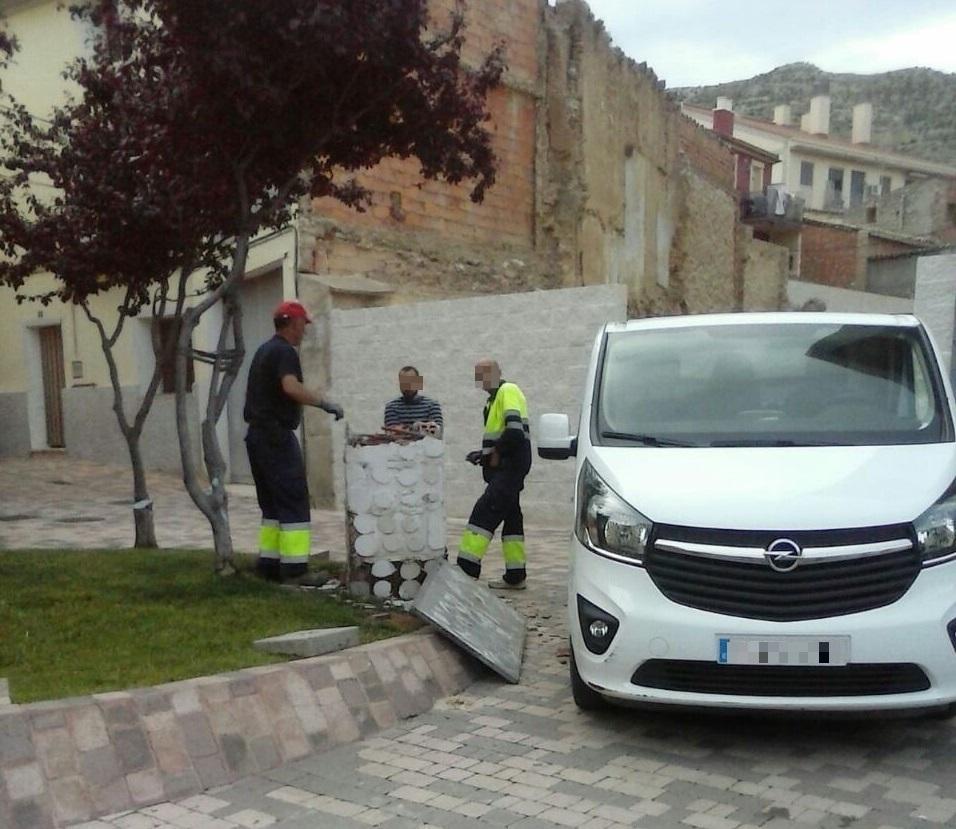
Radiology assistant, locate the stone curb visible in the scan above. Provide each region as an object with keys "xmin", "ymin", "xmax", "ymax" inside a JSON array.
[{"xmin": 0, "ymin": 631, "xmax": 480, "ymax": 829}]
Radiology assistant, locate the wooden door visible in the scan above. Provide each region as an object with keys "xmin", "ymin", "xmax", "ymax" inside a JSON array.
[{"xmin": 39, "ymin": 326, "xmax": 66, "ymax": 448}]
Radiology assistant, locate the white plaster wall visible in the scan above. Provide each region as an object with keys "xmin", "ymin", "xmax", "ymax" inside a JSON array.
[
  {"xmin": 914, "ymin": 253, "xmax": 956, "ymax": 377},
  {"xmin": 328, "ymin": 285, "xmax": 628, "ymax": 526}
]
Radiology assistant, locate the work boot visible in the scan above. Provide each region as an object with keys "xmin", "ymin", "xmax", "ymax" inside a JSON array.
[
  {"xmin": 488, "ymin": 578, "xmax": 526, "ymax": 590},
  {"xmin": 281, "ymin": 571, "xmax": 329, "ymax": 588}
]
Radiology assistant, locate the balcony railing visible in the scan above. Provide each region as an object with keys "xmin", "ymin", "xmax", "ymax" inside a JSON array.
[{"xmin": 740, "ymin": 187, "xmax": 805, "ymax": 225}]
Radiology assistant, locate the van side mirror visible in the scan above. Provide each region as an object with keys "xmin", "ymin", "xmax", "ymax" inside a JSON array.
[{"xmin": 537, "ymin": 413, "xmax": 577, "ymax": 460}]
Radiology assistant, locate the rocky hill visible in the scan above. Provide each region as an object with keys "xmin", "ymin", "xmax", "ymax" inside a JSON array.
[{"xmin": 673, "ymin": 63, "xmax": 956, "ymax": 167}]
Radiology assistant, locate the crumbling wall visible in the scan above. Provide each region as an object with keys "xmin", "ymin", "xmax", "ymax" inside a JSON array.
[
  {"xmin": 298, "ymin": 0, "xmax": 551, "ymax": 304},
  {"xmin": 536, "ymin": 0, "xmax": 751, "ymax": 314},
  {"xmin": 740, "ymin": 236, "xmax": 789, "ymax": 310}
]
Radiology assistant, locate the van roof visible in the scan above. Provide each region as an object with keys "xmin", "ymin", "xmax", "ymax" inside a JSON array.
[{"xmin": 605, "ymin": 312, "xmax": 921, "ymax": 334}]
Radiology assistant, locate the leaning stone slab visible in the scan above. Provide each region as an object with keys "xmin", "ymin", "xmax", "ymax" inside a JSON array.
[
  {"xmin": 253, "ymin": 627, "xmax": 360, "ymax": 658},
  {"xmin": 0, "ymin": 676, "xmax": 11, "ymax": 705},
  {"xmin": 412, "ymin": 561, "xmax": 526, "ymax": 684}
]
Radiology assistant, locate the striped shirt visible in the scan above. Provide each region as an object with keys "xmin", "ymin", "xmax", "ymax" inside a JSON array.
[{"xmin": 384, "ymin": 394, "xmax": 443, "ymax": 429}]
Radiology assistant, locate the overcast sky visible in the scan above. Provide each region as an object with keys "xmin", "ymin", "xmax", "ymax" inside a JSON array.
[{"xmin": 574, "ymin": 1, "xmax": 956, "ymax": 88}]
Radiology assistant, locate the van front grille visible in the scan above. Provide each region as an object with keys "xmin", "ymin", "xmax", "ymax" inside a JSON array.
[
  {"xmin": 645, "ymin": 524, "xmax": 919, "ymax": 621},
  {"xmin": 632, "ymin": 660, "xmax": 930, "ymax": 697}
]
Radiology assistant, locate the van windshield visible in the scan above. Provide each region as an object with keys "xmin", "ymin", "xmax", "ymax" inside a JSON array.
[{"xmin": 597, "ymin": 323, "xmax": 949, "ymax": 447}]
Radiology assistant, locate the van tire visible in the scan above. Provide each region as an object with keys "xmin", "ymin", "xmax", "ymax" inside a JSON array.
[{"xmin": 570, "ymin": 649, "xmax": 606, "ymax": 710}]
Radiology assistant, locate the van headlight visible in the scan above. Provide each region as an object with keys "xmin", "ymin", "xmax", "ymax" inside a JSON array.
[
  {"xmin": 914, "ymin": 482, "xmax": 956, "ymax": 567},
  {"xmin": 575, "ymin": 460, "xmax": 652, "ymax": 564}
]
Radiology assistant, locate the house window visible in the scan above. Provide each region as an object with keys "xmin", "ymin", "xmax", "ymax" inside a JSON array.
[
  {"xmin": 156, "ymin": 318, "xmax": 194, "ymax": 394},
  {"xmin": 866, "ymin": 206, "xmax": 877, "ymax": 223},
  {"xmin": 800, "ymin": 161, "xmax": 814, "ymax": 187},
  {"xmin": 850, "ymin": 170, "xmax": 866, "ymax": 207},
  {"xmin": 826, "ymin": 167, "xmax": 845, "ymax": 209},
  {"xmin": 881, "ymin": 176, "xmax": 892, "ymax": 196}
]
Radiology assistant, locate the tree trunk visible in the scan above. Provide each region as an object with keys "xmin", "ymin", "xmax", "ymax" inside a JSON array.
[
  {"xmin": 128, "ymin": 432, "xmax": 158, "ymax": 548},
  {"xmin": 174, "ymin": 235, "xmax": 249, "ymax": 574}
]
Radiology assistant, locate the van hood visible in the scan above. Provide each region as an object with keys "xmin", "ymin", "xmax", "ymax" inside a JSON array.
[{"xmin": 589, "ymin": 444, "xmax": 956, "ymax": 530}]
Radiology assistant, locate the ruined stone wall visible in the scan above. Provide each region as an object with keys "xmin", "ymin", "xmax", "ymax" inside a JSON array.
[
  {"xmin": 667, "ymin": 166, "xmax": 739, "ymax": 315},
  {"xmin": 740, "ymin": 236, "xmax": 789, "ymax": 310},
  {"xmin": 535, "ymin": 1, "xmax": 777, "ymax": 315},
  {"xmin": 847, "ymin": 178, "xmax": 956, "ymax": 239}
]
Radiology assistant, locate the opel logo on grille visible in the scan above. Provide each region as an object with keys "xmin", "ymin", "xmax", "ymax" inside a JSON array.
[{"xmin": 765, "ymin": 538, "xmax": 802, "ymax": 572}]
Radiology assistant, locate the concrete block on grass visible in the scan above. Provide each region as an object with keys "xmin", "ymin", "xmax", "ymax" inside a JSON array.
[{"xmin": 253, "ymin": 627, "xmax": 360, "ymax": 658}]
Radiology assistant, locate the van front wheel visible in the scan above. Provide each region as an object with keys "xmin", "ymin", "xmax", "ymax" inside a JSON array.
[{"xmin": 570, "ymin": 648, "xmax": 606, "ymax": 711}]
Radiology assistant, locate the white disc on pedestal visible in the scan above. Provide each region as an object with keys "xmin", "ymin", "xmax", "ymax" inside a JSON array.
[
  {"xmin": 406, "ymin": 531, "xmax": 426, "ymax": 553},
  {"xmin": 402, "ymin": 514, "xmax": 422, "ymax": 533},
  {"xmin": 398, "ymin": 468, "xmax": 420, "ymax": 487},
  {"xmin": 423, "ymin": 464, "xmax": 441, "ymax": 485},
  {"xmin": 399, "ymin": 579, "xmax": 421, "ymax": 600},
  {"xmin": 377, "ymin": 514, "xmax": 397, "ymax": 534},
  {"xmin": 371, "ymin": 560, "xmax": 396, "ymax": 578},
  {"xmin": 353, "ymin": 514, "xmax": 377, "ymax": 534},
  {"xmin": 423, "ymin": 437, "xmax": 443, "ymax": 458},
  {"xmin": 373, "ymin": 579, "xmax": 393, "ymax": 599},
  {"xmin": 354, "ymin": 533, "xmax": 380, "ymax": 557},
  {"xmin": 382, "ymin": 533, "xmax": 404, "ymax": 554},
  {"xmin": 346, "ymin": 486, "xmax": 372, "ymax": 514},
  {"xmin": 399, "ymin": 561, "xmax": 421, "ymax": 581}
]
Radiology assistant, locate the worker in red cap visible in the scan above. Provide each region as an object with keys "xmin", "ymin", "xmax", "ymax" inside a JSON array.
[{"xmin": 243, "ymin": 299, "xmax": 344, "ymax": 582}]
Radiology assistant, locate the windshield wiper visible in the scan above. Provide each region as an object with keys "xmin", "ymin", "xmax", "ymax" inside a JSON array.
[
  {"xmin": 601, "ymin": 431, "xmax": 697, "ymax": 447},
  {"xmin": 709, "ymin": 438, "xmax": 843, "ymax": 447}
]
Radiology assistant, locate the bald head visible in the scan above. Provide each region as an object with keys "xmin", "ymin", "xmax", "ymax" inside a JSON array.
[{"xmin": 474, "ymin": 358, "xmax": 502, "ymax": 391}]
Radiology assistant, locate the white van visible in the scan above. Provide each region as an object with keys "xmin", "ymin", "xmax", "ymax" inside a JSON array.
[{"xmin": 538, "ymin": 312, "xmax": 956, "ymax": 713}]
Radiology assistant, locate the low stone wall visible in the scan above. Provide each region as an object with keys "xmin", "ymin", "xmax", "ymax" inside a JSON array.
[{"xmin": 0, "ymin": 631, "xmax": 479, "ymax": 829}]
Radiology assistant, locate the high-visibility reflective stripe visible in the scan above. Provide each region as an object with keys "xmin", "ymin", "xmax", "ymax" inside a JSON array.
[
  {"xmin": 482, "ymin": 431, "xmax": 503, "ymax": 441},
  {"xmin": 506, "ymin": 421, "xmax": 525, "ymax": 431},
  {"xmin": 259, "ymin": 522, "xmax": 280, "ymax": 555},
  {"xmin": 279, "ymin": 528, "xmax": 310, "ymax": 559},
  {"xmin": 466, "ymin": 523, "xmax": 493, "ymax": 539},
  {"xmin": 502, "ymin": 538, "xmax": 526, "ymax": 567},
  {"xmin": 280, "ymin": 522, "xmax": 311, "ymax": 532},
  {"xmin": 459, "ymin": 530, "xmax": 491, "ymax": 560},
  {"xmin": 259, "ymin": 550, "xmax": 281, "ymax": 561},
  {"xmin": 505, "ymin": 561, "xmax": 527, "ymax": 571},
  {"xmin": 502, "ymin": 534, "xmax": 524, "ymax": 543}
]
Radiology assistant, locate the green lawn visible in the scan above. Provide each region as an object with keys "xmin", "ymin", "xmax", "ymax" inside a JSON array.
[{"xmin": 0, "ymin": 549, "xmax": 403, "ymax": 703}]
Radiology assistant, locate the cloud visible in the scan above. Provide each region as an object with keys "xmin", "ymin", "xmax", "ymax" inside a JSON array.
[
  {"xmin": 574, "ymin": 0, "xmax": 956, "ymax": 85},
  {"xmin": 809, "ymin": 12, "xmax": 956, "ymax": 75}
]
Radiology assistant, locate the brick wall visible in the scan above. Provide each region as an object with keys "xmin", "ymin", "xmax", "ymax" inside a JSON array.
[
  {"xmin": 325, "ymin": 285, "xmax": 627, "ymax": 524},
  {"xmin": 310, "ymin": 0, "xmax": 541, "ymax": 249},
  {"xmin": 678, "ymin": 117, "xmax": 735, "ymax": 194},
  {"xmin": 800, "ymin": 223, "xmax": 860, "ymax": 288}
]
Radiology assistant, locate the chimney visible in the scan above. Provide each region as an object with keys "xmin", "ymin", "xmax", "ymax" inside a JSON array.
[
  {"xmin": 852, "ymin": 102, "xmax": 873, "ymax": 144},
  {"xmin": 773, "ymin": 104, "xmax": 791, "ymax": 126},
  {"xmin": 716, "ymin": 96, "xmax": 733, "ymax": 112},
  {"xmin": 801, "ymin": 94, "xmax": 831, "ymax": 135},
  {"xmin": 713, "ymin": 107, "xmax": 734, "ymax": 137}
]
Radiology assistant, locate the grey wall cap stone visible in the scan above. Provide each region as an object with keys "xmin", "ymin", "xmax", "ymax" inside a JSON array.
[
  {"xmin": 0, "ymin": 677, "xmax": 11, "ymax": 706},
  {"xmin": 412, "ymin": 562, "xmax": 526, "ymax": 684},
  {"xmin": 253, "ymin": 626, "xmax": 360, "ymax": 658}
]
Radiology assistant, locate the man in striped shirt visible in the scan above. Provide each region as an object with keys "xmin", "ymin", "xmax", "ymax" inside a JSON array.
[{"xmin": 383, "ymin": 366, "xmax": 443, "ymax": 436}]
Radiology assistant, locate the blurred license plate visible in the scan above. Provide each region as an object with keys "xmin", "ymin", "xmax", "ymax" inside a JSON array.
[{"xmin": 716, "ymin": 635, "xmax": 850, "ymax": 666}]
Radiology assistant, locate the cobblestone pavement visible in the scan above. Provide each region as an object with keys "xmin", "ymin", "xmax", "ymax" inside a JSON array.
[{"xmin": 4, "ymin": 459, "xmax": 956, "ymax": 829}]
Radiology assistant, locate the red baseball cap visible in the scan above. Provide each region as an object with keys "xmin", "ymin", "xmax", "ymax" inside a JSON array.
[{"xmin": 273, "ymin": 299, "xmax": 312, "ymax": 323}]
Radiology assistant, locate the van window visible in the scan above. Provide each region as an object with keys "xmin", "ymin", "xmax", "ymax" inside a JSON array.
[{"xmin": 596, "ymin": 324, "xmax": 948, "ymax": 447}]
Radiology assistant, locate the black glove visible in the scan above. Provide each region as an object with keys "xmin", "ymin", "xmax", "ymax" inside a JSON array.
[
  {"xmin": 320, "ymin": 401, "xmax": 344, "ymax": 421},
  {"xmin": 466, "ymin": 450, "xmax": 483, "ymax": 465}
]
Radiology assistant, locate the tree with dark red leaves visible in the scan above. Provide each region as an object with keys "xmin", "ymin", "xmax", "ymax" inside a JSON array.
[{"xmin": 0, "ymin": 0, "xmax": 502, "ymax": 571}]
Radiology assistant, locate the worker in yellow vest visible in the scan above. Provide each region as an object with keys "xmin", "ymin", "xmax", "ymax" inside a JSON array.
[{"xmin": 457, "ymin": 358, "xmax": 532, "ymax": 589}]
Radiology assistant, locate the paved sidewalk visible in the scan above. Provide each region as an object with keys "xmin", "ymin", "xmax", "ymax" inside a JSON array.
[
  {"xmin": 0, "ymin": 457, "xmax": 349, "ymax": 558},
  {"xmin": 5, "ymin": 458, "xmax": 956, "ymax": 829}
]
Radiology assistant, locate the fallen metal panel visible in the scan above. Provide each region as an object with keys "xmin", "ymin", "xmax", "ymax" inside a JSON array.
[{"xmin": 412, "ymin": 561, "xmax": 526, "ymax": 684}]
